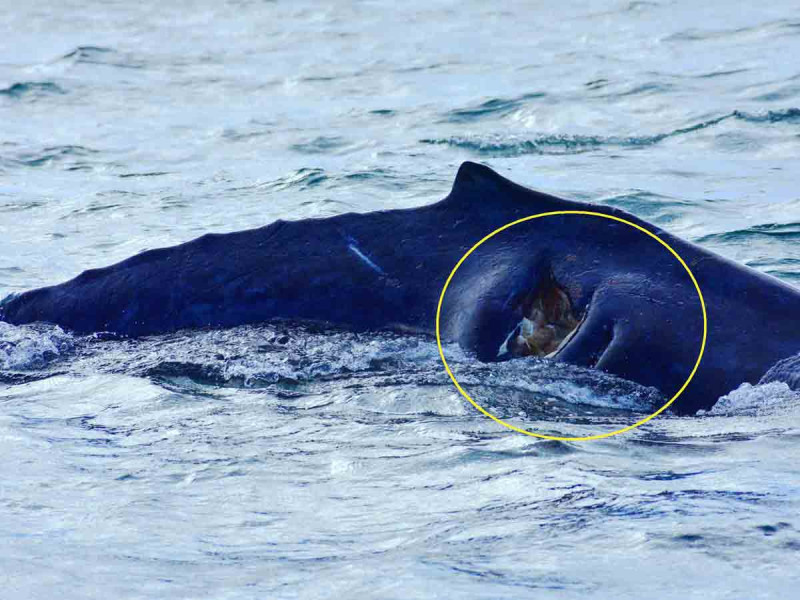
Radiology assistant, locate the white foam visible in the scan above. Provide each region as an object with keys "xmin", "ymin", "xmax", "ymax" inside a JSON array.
[
  {"xmin": 707, "ymin": 381, "xmax": 800, "ymax": 416},
  {"xmin": 0, "ymin": 322, "xmax": 74, "ymax": 370}
]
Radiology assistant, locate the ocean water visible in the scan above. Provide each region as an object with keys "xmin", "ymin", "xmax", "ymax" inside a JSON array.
[{"xmin": 2, "ymin": 1, "xmax": 800, "ymax": 598}]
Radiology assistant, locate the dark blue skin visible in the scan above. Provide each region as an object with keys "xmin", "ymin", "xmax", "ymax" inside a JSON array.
[{"xmin": 2, "ymin": 162, "xmax": 799, "ymax": 414}]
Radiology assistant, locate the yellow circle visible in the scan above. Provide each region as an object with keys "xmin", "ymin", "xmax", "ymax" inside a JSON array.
[{"xmin": 435, "ymin": 210, "xmax": 708, "ymax": 441}]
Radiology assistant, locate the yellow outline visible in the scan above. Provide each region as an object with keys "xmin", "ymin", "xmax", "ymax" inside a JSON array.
[{"xmin": 435, "ymin": 211, "xmax": 707, "ymax": 441}]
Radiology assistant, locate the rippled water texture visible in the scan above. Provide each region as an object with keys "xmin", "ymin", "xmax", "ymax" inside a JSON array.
[{"xmin": 2, "ymin": 1, "xmax": 800, "ymax": 598}]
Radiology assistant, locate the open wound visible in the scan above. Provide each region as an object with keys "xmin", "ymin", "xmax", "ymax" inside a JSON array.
[{"xmin": 498, "ymin": 271, "xmax": 582, "ymax": 358}]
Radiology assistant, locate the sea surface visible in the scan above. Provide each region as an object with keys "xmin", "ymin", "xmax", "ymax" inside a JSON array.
[{"xmin": 2, "ymin": 1, "xmax": 800, "ymax": 598}]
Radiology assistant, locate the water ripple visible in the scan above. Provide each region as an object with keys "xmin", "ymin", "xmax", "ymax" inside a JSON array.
[
  {"xmin": 3, "ymin": 145, "xmax": 99, "ymax": 169},
  {"xmin": 444, "ymin": 93, "xmax": 547, "ymax": 123},
  {"xmin": 696, "ymin": 222, "xmax": 800, "ymax": 243},
  {"xmin": 0, "ymin": 82, "xmax": 66, "ymax": 100},
  {"xmin": 290, "ymin": 136, "xmax": 360, "ymax": 155},
  {"xmin": 58, "ymin": 45, "xmax": 145, "ymax": 70},
  {"xmin": 421, "ymin": 109, "xmax": 800, "ymax": 156},
  {"xmin": 262, "ymin": 168, "xmax": 329, "ymax": 191}
]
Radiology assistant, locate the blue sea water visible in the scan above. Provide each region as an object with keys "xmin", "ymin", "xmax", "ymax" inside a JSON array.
[{"xmin": 2, "ymin": 1, "xmax": 800, "ymax": 598}]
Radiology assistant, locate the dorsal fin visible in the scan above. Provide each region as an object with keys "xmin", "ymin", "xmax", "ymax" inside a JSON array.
[
  {"xmin": 446, "ymin": 161, "xmax": 571, "ymax": 211},
  {"xmin": 450, "ymin": 161, "xmax": 511, "ymax": 197}
]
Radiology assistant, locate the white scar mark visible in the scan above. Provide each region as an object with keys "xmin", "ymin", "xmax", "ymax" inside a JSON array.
[{"xmin": 347, "ymin": 239, "xmax": 385, "ymax": 274}]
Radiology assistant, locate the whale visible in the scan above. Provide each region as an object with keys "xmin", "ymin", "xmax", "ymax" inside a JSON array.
[{"xmin": 2, "ymin": 161, "xmax": 799, "ymax": 414}]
